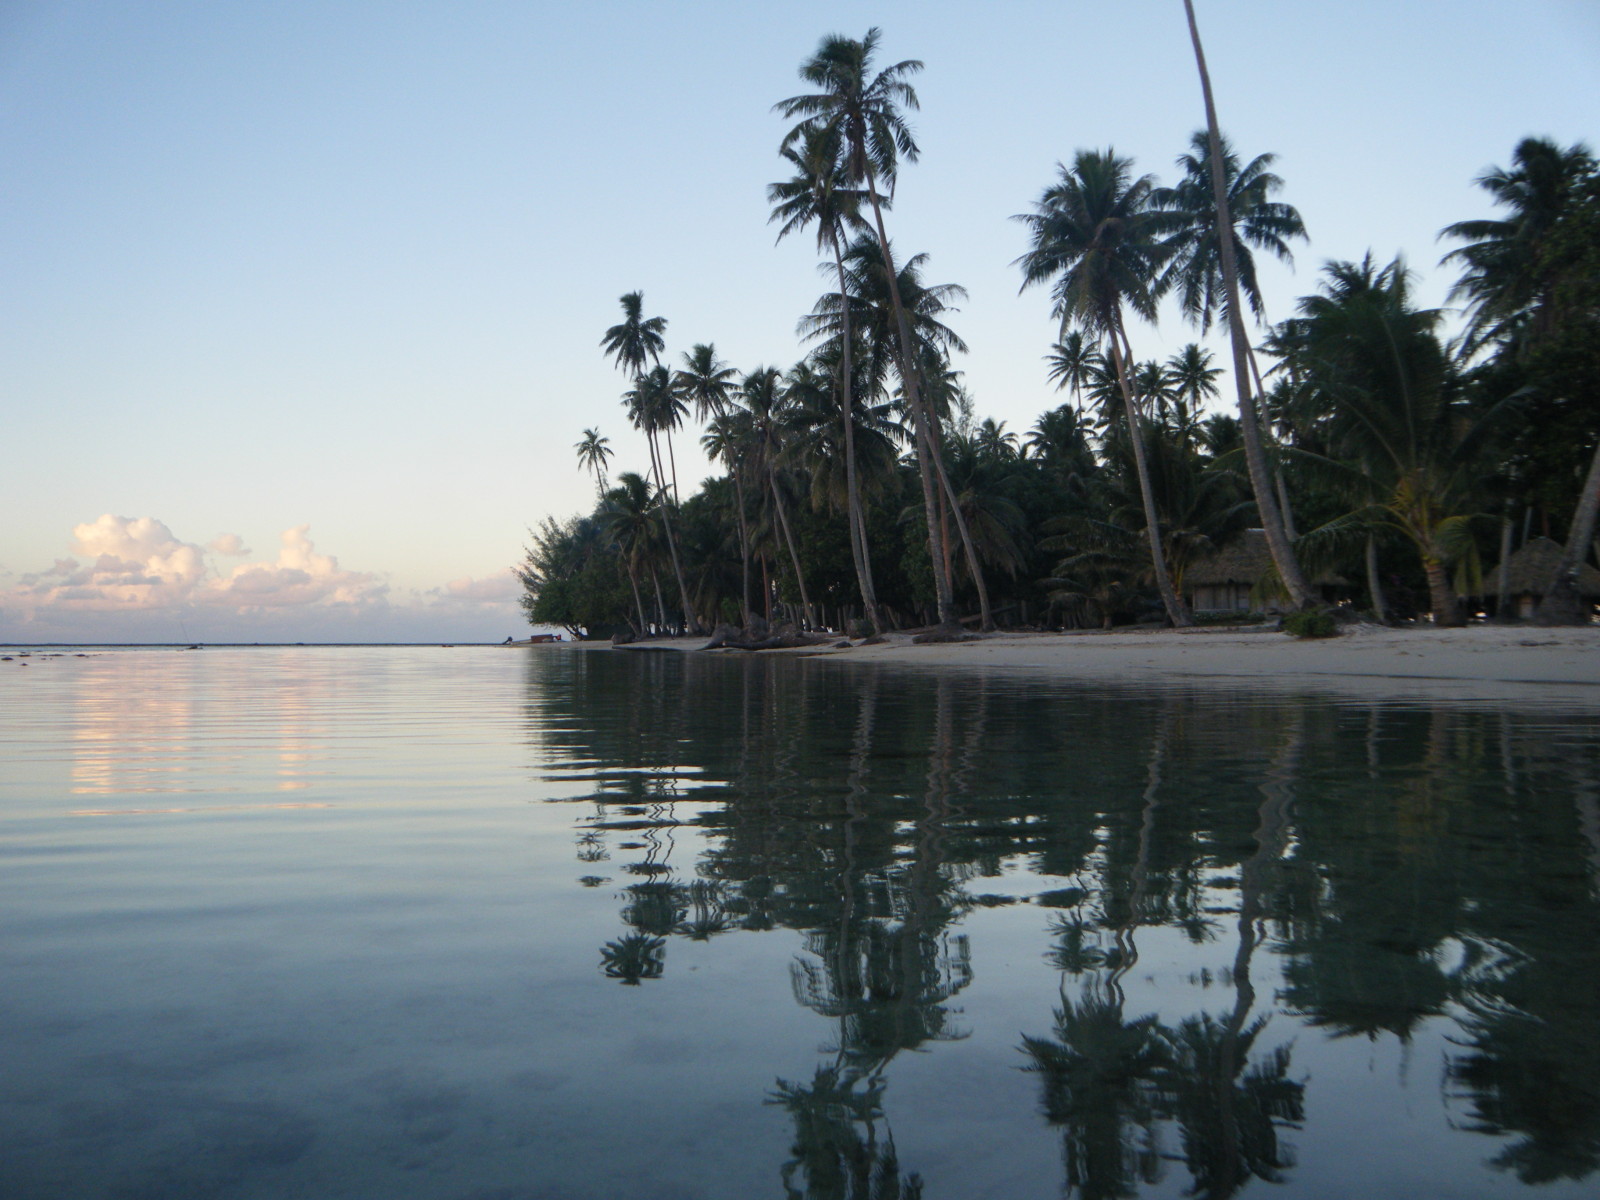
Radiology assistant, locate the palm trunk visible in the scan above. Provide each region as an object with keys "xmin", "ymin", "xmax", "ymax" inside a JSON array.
[
  {"xmin": 1423, "ymin": 554, "xmax": 1463, "ymax": 627},
  {"xmin": 646, "ymin": 430, "xmax": 701, "ymax": 634},
  {"xmin": 733, "ymin": 467, "xmax": 753, "ymax": 627},
  {"xmin": 1246, "ymin": 347, "xmax": 1300, "ymax": 540},
  {"xmin": 926, "ymin": 411, "xmax": 996, "ymax": 630},
  {"xmin": 1183, "ymin": 0, "xmax": 1316, "ymax": 610},
  {"xmin": 1496, "ymin": 511, "xmax": 1513, "ymax": 618},
  {"xmin": 1111, "ymin": 327, "xmax": 1192, "ymax": 627},
  {"xmin": 1366, "ymin": 534, "xmax": 1389, "ymax": 624},
  {"xmin": 650, "ymin": 567, "xmax": 667, "ymax": 635},
  {"xmin": 1538, "ymin": 436, "xmax": 1600, "ymax": 624},
  {"xmin": 862, "ymin": 169, "xmax": 959, "ymax": 628},
  {"xmin": 830, "ymin": 231, "xmax": 882, "ymax": 634},
  {"xmin": 769, "ymin": 472, "xmax": 815, "ymax": 630},
  {"xmin": 626, "ymin": 562, "xmax": 648, "ymax": 636}
]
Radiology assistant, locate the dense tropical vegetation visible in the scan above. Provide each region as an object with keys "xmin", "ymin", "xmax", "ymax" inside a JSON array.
[{"xmin": 519, "ymin": 23, "xmax": 1598, "ymax": 638}]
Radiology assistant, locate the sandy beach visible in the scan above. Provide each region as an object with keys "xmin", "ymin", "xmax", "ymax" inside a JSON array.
[{"xmin": 597, "ymin": 623, "xmax": 1600, "ymax": 708}]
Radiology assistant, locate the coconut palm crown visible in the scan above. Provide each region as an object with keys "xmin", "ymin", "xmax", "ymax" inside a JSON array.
[
  {"xmin": 601, "ymin": 291, "xmax": 667, "ymax": 379},
  {"xmin": 1013, "ymin": 149, "xmax": 1176, "ymax": 338},
  {"xmin": 774, "ymin": 27, "xmax": 922, "ymax": 198},
  {"xmin": 1151, "ymin": 131, "xmax": 1307, "ymax": 332}
]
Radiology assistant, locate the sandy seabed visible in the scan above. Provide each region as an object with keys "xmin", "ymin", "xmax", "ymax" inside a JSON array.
[{"xmin": 589, "ymin": 623, "xmax": 1600, "ymax": 709}]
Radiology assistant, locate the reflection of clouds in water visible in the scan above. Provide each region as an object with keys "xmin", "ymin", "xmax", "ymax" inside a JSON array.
[
  {"xmin": 68, "ymin": 654, "xmax": 330, "ymax": 797},
  {"xmin": 71, "ymin": 664, "xmax": 199, "ymax": 795},
  {"xmin": 71, "ymin": 803, "xmax": 331, "ymax": 816}
]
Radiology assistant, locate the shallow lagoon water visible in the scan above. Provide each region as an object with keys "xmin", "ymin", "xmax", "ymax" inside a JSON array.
[{"xmin": 2, "ymin": 645, "xmax": 1598, "ymax": 1199}]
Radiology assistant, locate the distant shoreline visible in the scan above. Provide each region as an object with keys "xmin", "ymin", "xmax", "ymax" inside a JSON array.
[{"xmin": 0, "ymin": 641, "xmax": 546, "ymax": 650}]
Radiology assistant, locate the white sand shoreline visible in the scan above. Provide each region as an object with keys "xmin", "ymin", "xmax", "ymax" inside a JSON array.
[{"xmin": 588, "ymin": 623, "xmax": 1600, "ymax": 708}]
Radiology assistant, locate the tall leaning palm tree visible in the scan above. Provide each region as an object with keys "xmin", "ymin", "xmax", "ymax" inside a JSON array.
[
  {"xmin": 800, "ymin": 234, "xmax": 995, "ymax": 628},
  {"xmin": 1176, "ymin": 1, "xmax": 1317, "ymax": 611},
  {"xmin": 738, "ymin": 366, "xmax": 817, "ymax": 629},
  {"xmin": 769, "ymin": 123, "xmax": 884, "ymax": 632},
  {"xmin": 1014, "ymin": 148, "xmax": 1192, "ymax": 627},
  {"xmin": 776, "ymin": 28, "xmax": 962, "ymax": 631},
  {"xmin": 702, "ymin": 409, "xmax": 757, "ymax": 625},
  {"xmin": 603, "ymin": 292, "xmax": 700, "ymax": 633},
  {"xmin": 574, "ymin": 428, "xmax": 613, "ymax": 497}
]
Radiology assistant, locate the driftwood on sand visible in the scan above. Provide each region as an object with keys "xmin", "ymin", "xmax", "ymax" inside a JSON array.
[{"xmin": 701, "ymin": 621, "xmax": 831, "ymax": 652}]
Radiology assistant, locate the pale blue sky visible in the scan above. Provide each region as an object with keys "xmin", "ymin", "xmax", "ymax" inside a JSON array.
[{"xmin": 2, "ymin": 1, "xmax": 1595, "ymax": 641}]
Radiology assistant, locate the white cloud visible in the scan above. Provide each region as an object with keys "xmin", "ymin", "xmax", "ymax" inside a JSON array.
[
  {"xmin": 0, "ymin": 516, "xmax": 534, "ymax": 643},
  {"xmin": 433, "ymin": 570, "xmax": 520, "ymax": 605},
  {"xmin": 208, "ymin": 525, "xmax": 387, "ymax": 610}
]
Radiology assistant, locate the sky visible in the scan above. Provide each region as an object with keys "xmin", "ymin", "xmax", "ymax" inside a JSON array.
[{"xmin": 2, "ymin": 0, "xmax": 1596, "ymax": 643}]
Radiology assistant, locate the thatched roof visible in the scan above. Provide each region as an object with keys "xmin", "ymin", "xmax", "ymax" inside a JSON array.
[
  {"xmin": 1185, "ymin": 530, "xmax": 1344, "ymax": 588},
  {"xmin": 1489, "ymin": 536, "xmax": 1600, "ymax": 597}
]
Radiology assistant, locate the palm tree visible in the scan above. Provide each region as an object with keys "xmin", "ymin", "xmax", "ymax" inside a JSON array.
[
  {"xmin": 703, "ymin": 409, "xmax": 759, "ymax": 625},
  {"xmin": 574, "ymin": 427, "xmax": 613, "ymax": 497},
  {"xmin": 770, "ymin": 123, "xmax": 884, "ymax": 633},
  {"xmin": 637, "ymin": 364, "xmax": 691, "ymax": 502},
  {"xmin": 943, "ymin": 433, "xmax": 1030, "ymax": 586},
  {"xmin": 597, "ymin": 471, "xmax": 659, "ymax": 635},
  {"xmin": 1153, "ymin": 132, "xmax": 1307, "ymax": 335},
  {"xmin": 739, "ymin": 366, "xmax": 817, "ymax": 629},
  {"xmin": 916, "ymin": 346, "xmax": 997, "ymax": 629},
  {"xmin": 1132, "ymin": 359, "xmax": 1179, "ymax": 433},
  {"xmin": 776, "ymin": 29, "xmax": 963, "ymax": 631},
  {"xmin": 618, "ymin": 361, "xmax": 700, "ymax": 634},
  {"xmin": 1441, "ymin": 137, "xmax": 1599, "ymax": 621},
  {"xmin": 1014, "ymin": 148, "xmax": 1192, "ymax": 626},
  {"xmin": 673, "ymin": 342, "xmax": 737, "ymax": 423},
  {"xmin": 1441, "ymin": 136, "xmax": 1596, "ymax": 353},
  {"xmin": 599, "ymin": 290, "xmax": 667, "ymax": 378},
  {"xmin": 1175, "ymin": 0, "xmax": 1318, "ymax": 613},
  {"xmin": 1166, "ymin": 343, "xmax": 1222, "ymax": 453},
  {"xmin": 800, "ymin": 234, "xmax": 994, "ymax": 627},
  {"xmin": 1278, "ymin": 255, "xmax": 1515, "ymax": 625},
  {"xmin": 1044, "ymin": 331, "xmax": 1102, "ymax": 420},
  {"xmin": 973, "ymin": 418, "xmax": 1018, "ymax": 463},
  {"xmin": 785, "ymin": 355, "xmax": 903, "ymax": 530}
]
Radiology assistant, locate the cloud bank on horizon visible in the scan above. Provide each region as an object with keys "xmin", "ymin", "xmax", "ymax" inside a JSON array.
[{"xmin": 0, "ymin": 515, "xmax": 527, "ymax": 643}]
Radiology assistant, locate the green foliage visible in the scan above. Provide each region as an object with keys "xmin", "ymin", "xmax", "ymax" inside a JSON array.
[
  {"xmin": 1282, "ymin": 608, "xmax": 1338, "ymax": 639},
  {"xmin": 515, "ymin": 513, "xmax": 633, "ymax": 639},
  {"xmin": 524, "ymin": 122, "xmax": 1600, "ymax": 640}
]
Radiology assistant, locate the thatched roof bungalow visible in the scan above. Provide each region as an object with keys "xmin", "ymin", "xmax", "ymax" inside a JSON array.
[
  {"xmin": 1185, "ymin": 529, "xmax": 1347, "ymax": 614},
  {"xmin": 1484, "ymin": 536, "xmax": 1600, "ymax": 619}
]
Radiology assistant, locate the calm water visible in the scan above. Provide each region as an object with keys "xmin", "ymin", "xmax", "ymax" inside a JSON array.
[{"xmin": 2, "ymin": 646, "xmax": 1598, "ymax": 1200}]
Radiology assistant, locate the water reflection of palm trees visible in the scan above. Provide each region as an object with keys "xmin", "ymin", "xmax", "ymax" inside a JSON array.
[
  {"xmin": 525, "ymin": 648, "xmax": 1600, "ymax": 1193},
  {"xmin": 1023, "ymin": 705, "xmax": 1305, "ymax": 1200},
  {"xmin": 770, "ymin": 1066, "xmax": 923, "ymax": 1200},
  {"xmin": 1022, "ymin": 979, "xmax": 1167, "ymax": 1200},
  {"xmin": 773, "ymin": 674, "xmax": 971, "ymax": 1198}
]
